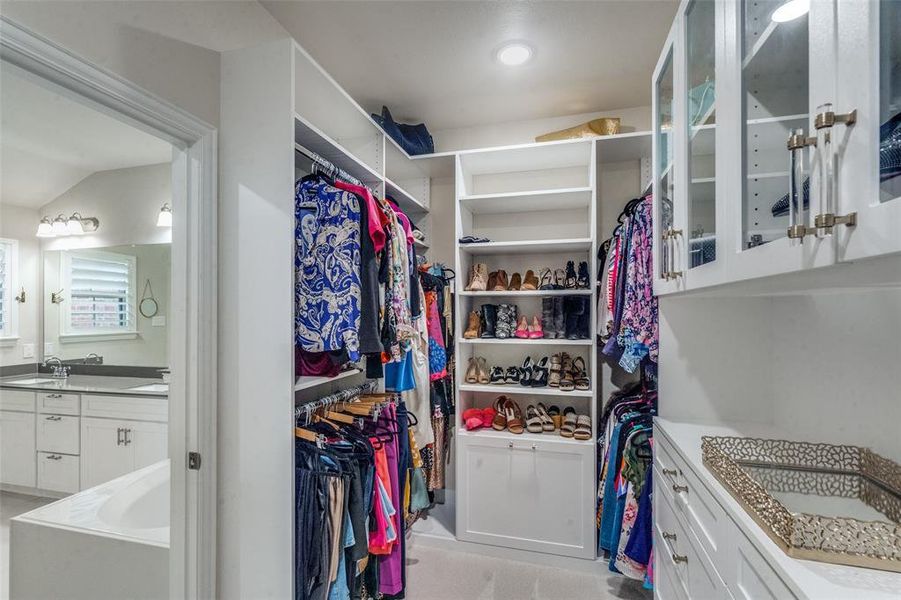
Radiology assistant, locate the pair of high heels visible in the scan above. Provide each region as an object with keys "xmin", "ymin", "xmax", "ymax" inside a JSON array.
[
  {"xmin": 537, "ymin": 261, "xmax": 591, "ymax": 290},
  {"xmin": 464, "ymin": 357, "xmax": 490, "ymax": 383},
  {"xmin": 514, "ymin": 315, "xmax": 543, "ymax": 338},
  {"xmin": 519, "ymin": 356, "xmax": 549, "ymax": 387}
]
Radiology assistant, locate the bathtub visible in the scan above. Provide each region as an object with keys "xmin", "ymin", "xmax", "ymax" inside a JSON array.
[{"xmin": 10, "ymin": 461, "xmax": 169, "ymax": 599}]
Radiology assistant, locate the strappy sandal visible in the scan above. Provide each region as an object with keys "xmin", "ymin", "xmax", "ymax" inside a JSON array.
[
  {"xmin": 504, "ymin": 366, "xmax": 520, "ymax": 385},
  {"xmin": 564, "ymin": 260, "xmax": 577, "ymax": 289},
  {"xmin": 547, "ymin": 405, "xmax": 562, "ymax": 430},
  {"xmin": 477, "ymin": 357, "xmax": 490, "ymax": 384},
  {"xmin": 538, "ymin": 268, "xmax": 554, "ymax": 290},
  {"xmin": 572, "ymin": 356, "xmax": 590, "ymax": 390},
  {"xmin": 536, "ymin": 403, "xmax": 556, "ymax": 431},
  {"xmin": 560, "ymin": 407, "xmax": 577, "ymax": 438},
  {"xmin": 573, "ymin": 414, "xmax": 593, "ymax": 440},
  {"xmin": 491, "ymin": 396, "xmax": 508, "ymax": 430},
  {"xmin": 519, "ymin": 356, "xmax": 534, "ymax": 386},
  {"xmin": 465, "ymin": 357, "xmax": 479, "ymax": 383},
  {"xmin": 553, "ymin": 269, "xmax": 566, "ymax": 290},
  {"xmin": 525, "ymin": 405, "xmax": 544, "ymax": 433},
  {"xmin": 530, "ymin": 356, "xmax": 549, "ymax": 387},
  {"xmin": 549, "ymin": 353, "xmax": 562, "ymax": 387},
  {"xmin": 507, "ymin": 272, "xmax": 522, "ymax": 290},
  {"xmin": 559, "ymin": 353, "xmax": 575, "ymax": 392},
  {"xmin": 489, "ymin": 366, "xmax": 505, "ymax": 385},
  {"xmin": 577, "ymin": 261, "xmax": 590, "ymax": 289},
  {"xmin": 523, "ymin": 269, "xmax": 539, "ymax": 290},
  {"xmin": 504, "ymin": 398, "xmax": 525, "ymax": 434}
]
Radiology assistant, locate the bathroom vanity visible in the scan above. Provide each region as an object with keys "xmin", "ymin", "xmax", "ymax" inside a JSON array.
[{"xmin": 0, "ymin": 375, "xmax": 168, "ymax": 496}]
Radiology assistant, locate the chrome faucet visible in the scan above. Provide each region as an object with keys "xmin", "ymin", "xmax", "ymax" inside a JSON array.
[{"xmin": 42, "ymin": 356, "xmax": 70, "ymax": 379}]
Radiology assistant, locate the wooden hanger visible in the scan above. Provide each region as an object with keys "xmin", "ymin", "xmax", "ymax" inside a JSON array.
[{"xmin": 295, "ymin": 427, "xmax": 319, "ymax": 442}]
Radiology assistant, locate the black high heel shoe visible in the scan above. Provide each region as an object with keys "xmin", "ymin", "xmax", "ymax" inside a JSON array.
[
  {"xmin": 530, "ymin": 356, "xmax": 550, "ymax": 387},
  {"xmin": 564, "ymin": 260, "xmax": 577, "ymax": 289},
  {"xmin": 577, "ymin": 261, "xmax": 590, "ymax": 289},
  {"xmin": 519, "ymin": 356, "xmax": 534, "ymax": 386}
]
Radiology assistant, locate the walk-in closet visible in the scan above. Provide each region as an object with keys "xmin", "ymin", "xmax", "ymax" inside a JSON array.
[{"xmin": 1, "ymin": 1, "xmax": 899, "ymax": 599}]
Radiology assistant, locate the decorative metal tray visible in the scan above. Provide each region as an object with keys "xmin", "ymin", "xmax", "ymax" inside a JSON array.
[{"xmin": 702, "ymin": 436, "xmax": 900, "ymax": 572}]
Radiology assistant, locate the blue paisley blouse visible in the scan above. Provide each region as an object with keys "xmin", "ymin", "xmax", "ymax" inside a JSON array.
[{"xmin": 295, "ymin": 177, "xmax": 362, "ymax": 361}]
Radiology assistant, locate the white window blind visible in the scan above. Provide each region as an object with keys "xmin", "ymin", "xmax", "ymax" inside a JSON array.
[
  {"xmin": 63, "ymin": 250, "xmax": 136, "ymax": 334},
  {"xmin": 0, "ymin": 239, "xmax": 16, "ymax": 338}
]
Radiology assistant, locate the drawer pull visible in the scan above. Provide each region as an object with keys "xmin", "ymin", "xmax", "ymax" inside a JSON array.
[
  {"xmin": 662, "ymin": 532, "xmax": 677, "ymax": 542},
  {"xmin": 45, "ymin": 415, "xmax": 62, "ymax": 421},
  {"xmin": 47, "ymin": 394, "xmax": 63, "ymax": 399},
  {"xmin": 46, "ymin": 454, "xmax": 62, "ymax": 461},
  {"xmin": 531, "ymin": 444, "xmax": 537, "ymax": 451},
  {"xmin": 661, "ymin": 468, "xmax": 678, "ymax": 477},
  {"xmin": 671, "ymin": 553, "xmax": 688, "ymax": 564},
  {"xmin": 508, "ymin": 442, "xmax": 514, "ymax": 449},
  {"xmin": 672, "ymin": 484, "xmax": 689, "ymax": 494}
]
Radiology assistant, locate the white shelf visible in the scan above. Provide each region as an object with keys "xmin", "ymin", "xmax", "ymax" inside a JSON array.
[
  {"xmin": 595, "ymin": 130, "xmax": 652, "ymax": 164},
  {"xmin": 459, "ymin": 187, "xmax": 592, "ymax": 215},
  {"xmin": 385, "ymin": 177, "xmax": 427, "ymax": 216},
  {"xmin": 294, "ymin": 368, "xmax": 362, "ymax": 391},
  {"xmin": 459, "ymin": 289, "xmax": 592, "ymax": 297},
  {"xmin": 294, "ymin": 115, "xmax": 382, "ymax": 185},
  {"xmin": 409, "ymin": 151, "xmax": 456, "ymax": 178},
  {"xmin": 459, "ymin": 338, "xmax": 593, "ymax": 346},
  {"xmin": 460, "ymin": 383, "xmax": 594, "ymax": 398},
  {"xmin": 413, "ymin": 238, "xmax": 430, "ymax": 250},
  {"xmin": 456, "ymin": 427, "xmax": 593, "ymax": 446},
  {"xmin": 458, "ymin": 238, "xmax": 593, "ymax": 256},
  {"xmin": 458, "ymin": 138, "xmax": 593, "ymax": 176},
  {"xmin": 747, "ymin": 171, "xmax": 789, "ymax": 180},
  {"xmin": 691, "ymin": 177, "xmax": 715, "ymax": 185}
]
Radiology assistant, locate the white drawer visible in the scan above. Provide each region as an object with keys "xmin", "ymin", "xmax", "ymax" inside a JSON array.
[
  {"xmin": 0, "ymin": 389, "xmax": 36, "ymax": 412},
  {"xmin": 37, "ymin": 392, "xmax": 80, "ymax": 416},
  {"xmin": 81, "ymin": 394, "xmax": 168, "ymax": 422},
  {"xmin": 37, "ymin": 452, "xmax": 79, "ymax": 494},
  {"xmin": 37, "ymin": 414, "xmax": 80, "ymax": 454},
  {"xmin": 728, "ymin": 532, "xmax": 796, "ymax": 600}
]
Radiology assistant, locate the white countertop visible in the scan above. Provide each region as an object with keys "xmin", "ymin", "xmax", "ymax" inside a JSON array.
[
  {"xmin": 655, "ymin": 417, "xmax": 901, "ymax": 600},
  {"xmin": 0, "ymin": 374, "xmax": 168, "ymax": 397}
]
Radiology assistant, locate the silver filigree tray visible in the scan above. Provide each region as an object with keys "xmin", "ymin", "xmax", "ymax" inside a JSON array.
[{"xmin": 702, "ymin": 436, "xmax": 900, "ymax": 572}]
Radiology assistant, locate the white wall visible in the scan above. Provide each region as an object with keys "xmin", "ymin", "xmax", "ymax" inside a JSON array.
[
  {"xmin": 40, "ymin": 163, "xmax": 172, "ymax": 251},
  {"xmin": 0, "ymin": 205, "xmax": 41, "ymax": 366},
  {"xmin": 431, "ymin": 105, "xmax": 651, "ymax": 153}
]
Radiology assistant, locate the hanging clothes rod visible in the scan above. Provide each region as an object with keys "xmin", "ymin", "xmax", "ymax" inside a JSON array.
[
  {"xmin": 294, "ymin": 143, "xmax": 372, "ymax": 194},
  {"xmin": 294, "ymin": 379, "xmax": 379, "ymax": 421}
]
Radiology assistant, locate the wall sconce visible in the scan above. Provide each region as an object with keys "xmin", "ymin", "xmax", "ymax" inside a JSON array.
[
  {"xmin": 37, "ymin": 213, "xmax": 99, "ymax": 238},
  {"xmin": 157, "ymin": 203, "xmax": 172, "ymax": 227}
]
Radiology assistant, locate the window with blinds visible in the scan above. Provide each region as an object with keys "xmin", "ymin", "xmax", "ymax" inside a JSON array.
[
  {"xmin": 0, "ymin": 240, "xmax": 11, "ymax": 337},
  {"xmin": 62, "ymin": 250, "xmax": 136, "ymax": 335}
]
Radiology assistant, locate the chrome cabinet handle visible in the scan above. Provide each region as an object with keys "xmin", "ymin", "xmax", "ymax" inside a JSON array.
[
  {"xmin": 46, "ymin": 454, "xmax": 62, "ymax": 460},
  {"xmin": 117, "ymin": 427, "xmax": 124, "ymax": 446},
  {"xmin": 47, "ymin": 394, "xmax": 63, "ymax": 399},
  {"xmin": 531, "ymin": 444, "xmax": 537, "ymax": 451},
  {"xmin": 661, "ymin": 468, "xmax": 678, "ymax": 477},
  {"xmin": 124, "ymin": 428, "xmax": 132, "ymax": 446},
  {"xmin": 786, "ymin": 128, "xmax": 816, "ymax": 240},
  {"xmin": 672, "ymin": 484, "xmax": 689, "ymax": 493},
  {"xmin": 812, "ymin": 103, "xmax": 857, "ymax": 234},
  {"xmin": 45, "ymin": 415, "xmax": 62, "ymax": 421},
  {"xmin": 670, "ymin": 229, "xmax": 683, "ymax": 279},
  {"xmin": 662, "ymin": 532, "xmax": 677, "ymax": 542},
  {"xmin": 508, "ymin": 442, "xmax": 514, "ymax": 449},
  {"xmin": 671, "ymin": 553, "xmax": 688, "ymax": 564}
]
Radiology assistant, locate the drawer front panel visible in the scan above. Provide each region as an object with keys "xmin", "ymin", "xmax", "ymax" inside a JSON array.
[
  {"xmin": 0, "ymin": 389, "xmax": 36, "ymax": 412},
  {"xmin": 731, "ymin": 535, "xmax": 796, "ymax": 600},
  {"xmin": 37, "ymin": 452, "xmax": 79, "ymax": 493},
  {"xmin": 36, "ymin": 414, "xmax": 80, "ymax": 454},
  {"xmin": 81, "ymin": 394, "xmax": 168, "ymax": 422},
  {"xmin": 37, "ymin": 392, "xmax": 80, "ymax": 416}
]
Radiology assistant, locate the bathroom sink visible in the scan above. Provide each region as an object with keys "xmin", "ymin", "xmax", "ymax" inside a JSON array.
[
  {"xmin": 127, "ymin": 383, "xmax": 169, "ymax": 393},
  {"xmin": 6, "ymin": 377, "xmax": 59, "ymax": 385}
]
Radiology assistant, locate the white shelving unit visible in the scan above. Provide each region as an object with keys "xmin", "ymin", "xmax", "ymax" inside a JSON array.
[{"xmin": 453, "ymin": 138, "xmax": 599, "ymax": 560}]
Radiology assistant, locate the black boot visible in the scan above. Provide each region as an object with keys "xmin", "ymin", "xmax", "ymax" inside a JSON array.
[
  {"xmin": 480, "ymin": 303, "xmax": 497, "ymax": 338},
  {"xmin": 542, "ymin": 298, "xmax": 556, "ymax": 338},
  {"xmin": 577, "ymin": 261, "xmax": 590, "ymax": 289},
  {"xmin": 553, "ymin": 297, "xmax": 565, "ymax": 339},
  {"xmin": 564, "ymin": 297, "xmax": 588, "ymax": 339}
]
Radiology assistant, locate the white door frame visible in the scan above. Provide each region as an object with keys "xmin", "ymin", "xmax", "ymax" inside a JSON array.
[{"xmin": 0, "ymin": 17, "xmax": 218, "ymax": 600}]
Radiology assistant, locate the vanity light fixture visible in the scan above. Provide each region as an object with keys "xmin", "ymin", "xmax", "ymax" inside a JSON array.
[
  {"xmin": 157, "ymin": 203, "xmax": 172, "ymax": 227},
  {"xmin": 771, "ymin": 0, "xmax": 810, "ymax": 23},
  {"xmin": 36, "ymin": 216, "xmax": 54, "ymax": 237},
  {"xmin": 496, "ymin": 42, "xmax": 533, "ymax": 67},
  {"xmin": 67, "ymin": 212, "xmax": 85, "ymax": 235},
  {"xmin": 51, "ymin": 214, "xmax": 68, "ymax": 236}
]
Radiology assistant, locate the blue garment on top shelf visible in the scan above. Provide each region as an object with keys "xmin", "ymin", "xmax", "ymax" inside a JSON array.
[{"xmin": 295, "ymin": 176, "xmax": 362, "ymax": 361}]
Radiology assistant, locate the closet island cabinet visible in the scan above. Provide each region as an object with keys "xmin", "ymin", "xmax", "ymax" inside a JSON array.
[{"xmin": 653, "ymin": 0, "xmax": 901, "ymax": 296}]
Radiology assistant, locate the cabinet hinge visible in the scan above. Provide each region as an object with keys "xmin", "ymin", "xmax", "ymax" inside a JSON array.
[{"xmin": 187, "ymin": 451, "xmax": 202, "ymax": 470}]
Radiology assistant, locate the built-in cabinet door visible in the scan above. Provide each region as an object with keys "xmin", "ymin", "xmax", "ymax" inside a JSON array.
[
  {"xmin": 80, "ymin": 417, "xmax": 133, "ymax": 490},
  {"xmin": 834, "ymin": 0, "xmax": 901, "ymax": 262},
  {"xmin": 0, "ymin": 410, "xmax": 36, "ymax": 488},
  {"xmin": 131, "ymin": 420, "xmax": 168, "ymax": 470}
]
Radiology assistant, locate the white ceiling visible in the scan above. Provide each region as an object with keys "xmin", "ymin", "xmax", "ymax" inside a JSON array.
[
  {"xmin": 0, "ymin": 64, "xmax": 172, "ymax": 209},
  {"xmin": 262, "ymin": 0, "xmax": 679, "ymax": 131}
]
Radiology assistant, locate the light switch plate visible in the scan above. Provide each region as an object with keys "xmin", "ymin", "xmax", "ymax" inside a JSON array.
[
  {"xmin": 22, "ymin": 343, "xmax": 35, "ymax": 359},
  {"xmin": 152, "ymin": 316, "xmax": 166, "ymax": 327},
  {"xmin": 44, "ymin": 342, "xmax": 55, "ymax": 355}
]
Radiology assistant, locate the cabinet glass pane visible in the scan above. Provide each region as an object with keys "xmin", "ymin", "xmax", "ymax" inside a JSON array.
[
  {"xmin": 686, "ymin": 0, "xmax": 716, "ymax": 268},
  {"xmin": 741, "ymin": 0, "xmax": 809, "ymax": 249},
  {"xmin": 657, "ymin": 49, "xmax": 674, "ymax": 279},
  {"xmin": 880, "ymin": 0, "xmax": 901, "ymax": 202}
]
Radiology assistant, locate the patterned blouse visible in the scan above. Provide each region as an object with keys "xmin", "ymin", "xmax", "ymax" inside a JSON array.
[
  {"xmin": 295, "ymin": 177, "xmax": 362, "ymax": 361},
  {"xmin": 617, "ymin": 196, "xmax": 658, "ymax": 371}
]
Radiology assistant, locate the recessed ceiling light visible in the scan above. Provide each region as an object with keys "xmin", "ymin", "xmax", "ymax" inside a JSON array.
[
  {"xmin": 496, "ymin": 42, "xmax": 533, "ymax": 67},
  {"xmin": 771, "ymin": 0, "xmax": 810, "ymax": 23}
]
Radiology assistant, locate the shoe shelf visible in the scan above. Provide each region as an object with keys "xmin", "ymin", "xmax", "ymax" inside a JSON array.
[
  {"xmin": 459, "ymin": 187, "xmax": 593, "ymax": 214},
  {"xmin": 458, "ymin": 289, "xmax": 592, "ymax": 297},
  {"xmin": 459, "ymin": 383, "xmax": 593, "ymax": 398},
  {"xmin": 456, "ymin": 427, "xmax": 594, "ymax": 447},
  {"xmin": 294, "ymin": 368, "xmax": 363, "ymax": 392},
  {"xmin": 457, "ymin": 238, "xmax": 593, "ymax": 255},
  {"xmin": 458, "ymin": 338, "xmax": 593, "ymax": 346}
]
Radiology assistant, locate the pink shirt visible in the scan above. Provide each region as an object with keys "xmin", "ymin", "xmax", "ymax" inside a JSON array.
[{"xmin": 335, "ymin": 181, "xmax": 387, "ymax": 254}]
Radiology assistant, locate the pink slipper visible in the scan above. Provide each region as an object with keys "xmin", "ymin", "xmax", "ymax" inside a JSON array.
[{"xmin": 463, "ymin": 408, "xmax": 484, "ymax": 430}]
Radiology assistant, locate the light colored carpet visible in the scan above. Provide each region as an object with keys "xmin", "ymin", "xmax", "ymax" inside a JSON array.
[
  {"xmin": 405, "ymin": 544, "xmax": 652, "ymax": 600},
  {"xmin": 1, "ymin": 492, "xmax": 55, "ymax": 600}
]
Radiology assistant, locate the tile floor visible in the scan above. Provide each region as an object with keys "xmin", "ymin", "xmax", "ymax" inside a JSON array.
[
  {"xmin": 405, "ymin": 544, "xmax": 652, "ymax": 600},
  {"xmin": 1, "ymin": 492, "xmax": 55, "ymax": 600}
]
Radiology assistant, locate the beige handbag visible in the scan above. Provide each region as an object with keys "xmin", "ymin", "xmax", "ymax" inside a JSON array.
[{"xmin": 536, "ymin": 117, "xmax": 621, "ymax": 142}]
